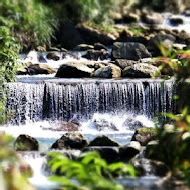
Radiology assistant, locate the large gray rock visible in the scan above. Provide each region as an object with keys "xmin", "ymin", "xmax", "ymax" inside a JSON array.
[
  {"xmin": 112, "ymin": 42, "xmax": 151, "ymax": 61},
  {"xmin": 14, "ymin": 134, "xmax": 39, "ymax": 151},
  {"xmin": 131, "ymin": 127, "xmax": 156, "ymax": 146},
  {"xmin": 51, "ymin": 132, "xmax": 88, "ymax": 150},
  {"xmin": 119, "ymin": 141, "xmax": 141, "ymax": 161},
  {"xmin": 122, "ymin": 63, "xmax": 160, "ymax": 78},
  {"xmin": 55, "ymin": 62, "xmax": 94, "ymax": 78},
  {"xmin": 89, "ymin": 135, "xmax": 120, "ymax": 147},
  {"xmin": 93, "ymin": 64, "xmax": 121, "ymax": 78}
]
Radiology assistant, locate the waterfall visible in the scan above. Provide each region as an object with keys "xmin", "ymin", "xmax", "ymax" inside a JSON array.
[{"xmin": 6, "ymin": 79, "xmax": 175, "ymax": 125}]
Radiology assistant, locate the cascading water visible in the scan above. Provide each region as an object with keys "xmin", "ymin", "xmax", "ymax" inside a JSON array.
[{"xmin": 6, "ymin": 79, "xmax": 175, "ymax": 125}]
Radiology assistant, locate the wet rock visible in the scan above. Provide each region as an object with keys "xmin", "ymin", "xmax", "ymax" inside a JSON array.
[
  {"xmin": 119, "ymin": 141, "xmax": 141, "ymax": 161},
  {"xmin": 130, "ymin": 158, "xmax": 169, "ymax": 176},
  {"xmin": 77, "ymin": 23, "xmax": 115, "ymax": 45},
  {"xmin": 114, "ymin": 59, "xmax": 137, "ymax": 70},
  {"xmin": 42, "ymin": 121, "xmax": 79, "ymax": 132},
  {"xmin": 145, "ymin": 140, "xmax": 160, "ymax": 160},
  {"xmin": 112, "ymin": 42, "xmax": 151, "ymax": 61},
  {"xmin": 56, "ymin": 62, "xmax": 94, "ymax": 78},
  {"xmin": 94, "ymin": 43, "xmax": 107, "ymax": 50},
  {"xmin": 131, "ymin": 128, "xmax": 156, "ymax": 146},
  {"xmin": 169, "ymin": 17, "xmax": 184, "ymax": 26},
  {"xmin": 93, "ymin": 64, "xmax": 121, "ymax": 78},
  {"xmin": 147, "ymin": 34, "xmax": 176, "ymax": 56},
  {"xmin": 122, "ymin": 116, "xmax": 145, "ymax": 130},
  {"xmin": 122, "ymin": 63, "xmax": 160, "ymax": 78},
  {"xmin": 74, "ymin": 44, "xmax": 94, "ymax": 51},
  {"xmin": 142, "ymin": 12, "xmax": 164, "ymax": 25},
  {"xmin": 89, "ymin": 135, "xmax": 120, "ymax": 147},
  {"xmin": 47, "ymin": 47, "xmax": 60, "ymax": 52},
  {"xmin": 51, "ymin": 132, "xmax": 88, "ymax": 150},
  {"xmin": 83, "ymin": 49, "xmax": 109, "ymax": 61},
  {"xmin": 39, "ymin": 55, "xmax": 47, "ymax": 63},
  {"xmin": 46, "ymin": 52, "xmax": 60, "ymax": 61},
  {"xmin": 83, "ymin": 146, "xmax": 120, "ymax": 163},
  {"xmin": 14, "ymin": 134, "xmax": 39, "ymax": 151},
  {"xmin": 92, "ymin": 118, "xmax": 118, "ymax": 131}
]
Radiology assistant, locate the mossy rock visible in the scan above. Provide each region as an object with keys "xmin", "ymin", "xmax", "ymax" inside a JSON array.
[{"xmin": 131, "ymin": 127, "xmax": 156, "ymax": 146}]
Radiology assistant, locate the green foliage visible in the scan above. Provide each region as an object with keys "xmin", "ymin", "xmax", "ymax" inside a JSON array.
[
  {"xmin": 0, "ymin": 133, "xmax": 34, "ymax": 190},
  {"xmin": 150, "ymin": 108, "xmax": 190, "ymax": 184},
  {"xmin": 0, "ymin": 0, "xmax": 57, "ymax": 50},
  {"xmin": 48, "ymin": 151, "xmax": 136, "ymax": 190},
  {"xmin": 0, "ymin": 26, "xmax": 19, "ymax": 124}
]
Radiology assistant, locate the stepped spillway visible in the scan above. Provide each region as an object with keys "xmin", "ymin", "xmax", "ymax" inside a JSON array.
[{"xmin": 6, "ymin": 79, "xmax": 175, "ymax": 125}]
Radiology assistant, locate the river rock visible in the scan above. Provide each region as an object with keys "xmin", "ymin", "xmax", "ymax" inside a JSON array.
[
  {"xmin": 112, "ymin": 42, "xmax": 151, "ymax": 61},
  {"xmin": 62, "ymin": 52, "xmax": 80, "ymax": 60},
  {"xmin": 74, "ymin": 44, "xmax": 94, "ymax": 51},
  {"xmin": 169, "ymin": 17, "xmax": 184, "ymax": 26},
  {"xmin": 36, "ymin": 46, "xmax": 46, "ymax": 52},
  {"xmin": 93, "ymin": 64, "xmax": 121, "ymax": 78},
  {"xmin": 91, "ymin": 118, "xmax": 118, "ymax": 131},
  {"xmin": 147, "ymin": 34, "xmax": 176, "ymax": 56},
  {"xmin": 14, "ymin": 134, "xmax": 39, "ymax": 151},
  {"xmin": 145, "ymin": 140, "xmax": 160, "ymax": 160},
  {"xmin": 83, "ymin": 146, "xmax": 120, "ymax": 163},
  {"xmin": 114, "ymin": 59, "xmax": 137, "ymax": 70},
  {"xmin": 130, "ymin": 158, "xmax": 169, "ymax": 176},
  {"xmin": 83, "ymin": 49, "xmax": 109, "ymax": 61},
  {"xmin": 51, "ymin": 132, "xmax": 88, "ymax": 150},
  {"xmin": 89, "ymin": 135, "xmax": 120, "ymax": 147},
  {"xmin": 122, "ymin": 63, "xmax": 160, "ymax": 78},
  {"xmin": 131, "ymin": 128, "xmax": 156, "ymax": 146},
  {"xmin": 76, "ymin": 23, "xmax": 115, "ymax": 45},
  {"xmin": 94, "ymin": 43, "xmax": 107, "ymax": 50},
  {"xmin": 119, "ymin": 141, "xmax": 141, "ymax": 161},
  {"xmin": 55, "ymin": 62, "xmax": 94, "ymax": 78},
  {"xmin": 123, "ymin": 12, "xmax": 140, "ymax": 23},
  {"xmin": 46, "ymin": 52, "xmax": 60, "ymax": 61},
  {"xmin": 122, "ymin": 116, "xmax": 145, "ymax": 130},
  {"xmin": 142, "ymin": 12, "xmax": 164, "ymax": 25}
]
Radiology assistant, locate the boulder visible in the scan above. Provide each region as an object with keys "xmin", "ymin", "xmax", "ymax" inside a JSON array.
[
  {"xmin": 169, "ymin": 17, "xmax": 184, "ymax": 26},
  {"xmin": 147, "ymin": 34, "xmax": 176, "ymax": 56},
  {"xmin": 36, "ymin": 46, "xmax": 46, "ymax": 52},
  {"xmin": 14, "ymin": 134, "xmax": 39, "ymax": 151},
  {"xmin": 47, "ymin": 47, "xmax": 60, "ymax": 52},
  {"xmin": 119, "ymin": 141, "xmax": 141, "ymax": 161},
  {"xmin": 46, "ymin": 52, "xmax": 60, "ymax": 61},
  {"xmin": 145, "ymin": 140, "xmax": 160, "ymax": 160},
  {"xmin": 83, "ymin": 49, "xmax": 109, "ymax": 61},
  {"xmin": 55, "ymin": 62, "xmax": 94, "ymax": 78},
  {"xmin": 74, "ymin": 44, "xmax": 94, "ymax": 51},
  {"xmin": 93, "ymin": 64, "xmax": 121, "ymax": 78},
  {"xmin": 114, "ymin": 59, "xmax": 137, "ymax": 70},
  {"xmin": 122, "ymin": 116, "xmax": 145, "ymax": 130},
  {"xmin": 76, "ymin": 23, "xmax": 115, "ymax": 45},
  {"xmin": 130, "ymin": 158, "xmax": 169, "ymax": 176},
  {"xmin": 123, "ymin": 13, "xmax": 140, "ymax": 23},
  {"xmin": 89, "ymin": 135, "xmax": 120, "ymax": 147},
  {"xmin": 112, "ymin": 42, "xmax": 151, "ymax": 61},
  {"xmin": 122, "ymin": 63, "xmax": 160, "ymax": 78},
  {"xmin": 51, "ymin": 132, "xmax": 88, "ymax": 150},
  {"xmin": 83, "ymin": 146, "xmax": 120, "ymax": 163},
  {"xmin": 131, "ymin": 127, "xmax": 156, "ymax": 146},
  {"xmin": 62, "ymin": 52, "xmax": 80, "ymax": 60},
  {"xmin": 94, "ymin": 43, "xmax": 107, "ymax": 50}
]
